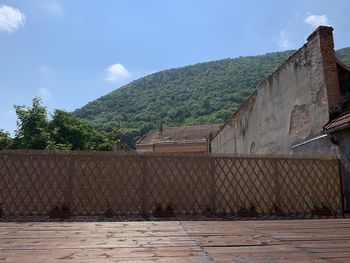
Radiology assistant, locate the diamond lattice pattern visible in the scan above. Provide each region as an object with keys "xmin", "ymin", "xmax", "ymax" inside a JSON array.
[{"xmin": 0, "ymin": 152, "xmax": 343, "ymax": 215}]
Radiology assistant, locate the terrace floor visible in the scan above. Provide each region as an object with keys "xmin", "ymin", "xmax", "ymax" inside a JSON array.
[{"xmin": 1, "ymin": 219, "xmax": 350, "ymax": 262}]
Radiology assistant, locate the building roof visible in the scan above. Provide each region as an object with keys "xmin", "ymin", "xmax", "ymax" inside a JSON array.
[
  {"xmin": 323, "ymin": 112, "xmax": 350, "ymax": 133},
  {"xmin": 137, "ymin": 124, "xmax": 221, "ymax": 145},
  {"xmin": 323, "ymin": 60, "xmax": 350, "ymax": 133}
]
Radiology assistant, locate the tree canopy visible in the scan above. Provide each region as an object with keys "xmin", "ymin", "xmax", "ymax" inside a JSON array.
[
  {"xmin": 0, "ymin": 129, "xmax": 12, "ymax": 150},
  {"xmin": 4, "ymin": 98, "xmax": 113, "ymax": 151},
  {"xmin": 48, "ymin": 109, "xmax": 112, "ymax": 151},
  {"xmin": 13, "ymin": 97, "xmax": 50, "ymax": 150}
]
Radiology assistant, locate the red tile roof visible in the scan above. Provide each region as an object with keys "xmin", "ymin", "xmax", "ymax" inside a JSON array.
[{"xmin": 324, "ymin": 112, "xmax": 350, "ymax": 132}]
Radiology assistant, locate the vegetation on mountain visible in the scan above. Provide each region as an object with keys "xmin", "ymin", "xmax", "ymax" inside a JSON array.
[
  {"xmin": 74, "ymin": 48, "xmax": 350, "ymax": 147},
  {"xmin": 337, "ymin": 47, "xmax": 350, "ymax": 66}
]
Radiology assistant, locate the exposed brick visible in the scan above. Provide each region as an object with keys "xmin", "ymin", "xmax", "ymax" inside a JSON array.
[{"xmin": 310, "ymin": 26, "xmax": 341, "ymax": 110}]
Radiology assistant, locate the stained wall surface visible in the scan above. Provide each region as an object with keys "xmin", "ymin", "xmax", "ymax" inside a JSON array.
[{"xmin": 212, "ymin": 27, "xmax": 340, "ymax": 155}]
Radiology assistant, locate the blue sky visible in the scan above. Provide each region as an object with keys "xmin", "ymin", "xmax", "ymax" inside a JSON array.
[{"xmin": 0, "ymin": 0, "xmax": 349, "ymax": 134}]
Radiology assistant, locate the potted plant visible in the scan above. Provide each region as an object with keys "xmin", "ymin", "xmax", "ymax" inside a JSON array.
[
  {"xmin": 48, "ymin": 203, "xmax": 72, "ymax": 219},
  {"xmin": 272, "ymin": 203, "xmax": 284, "ymax": 216},
  {"xmin": 237, "ymin": 204, "xmax": 258, "ymax": 217},
  {"xmin": 311, "ymin": 204, "xmax": 332, "ymax": 216},
  {"xmin": 201, "ymin": 205, "xmax": 213, "ymax": 217},
  {"xmin": 104, "ymin": 208, "xmax": 114, "ymax": 218},
  {"xmin": 153, "ymin": 203, "xmax": 176, "ymax": 217}
]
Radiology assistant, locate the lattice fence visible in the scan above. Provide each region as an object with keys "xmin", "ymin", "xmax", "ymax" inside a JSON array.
[{"xmin": 0, "ymin": 151, "xmax": 343, "ymax": 215}]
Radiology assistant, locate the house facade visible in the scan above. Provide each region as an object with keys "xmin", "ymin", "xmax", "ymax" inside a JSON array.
[{"xmin": 136, "ymin": 124, "xmax": 220, "ymax": 153}]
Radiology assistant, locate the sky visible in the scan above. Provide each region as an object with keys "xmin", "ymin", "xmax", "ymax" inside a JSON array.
[{"xmin": 0, "ymin": 0, "xmax": 349, "ymax": 134}]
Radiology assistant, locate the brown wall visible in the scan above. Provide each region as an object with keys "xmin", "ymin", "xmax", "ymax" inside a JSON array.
[{"xmin": 0, "ymin": 151, "xmax": 343, "ymax": 216}]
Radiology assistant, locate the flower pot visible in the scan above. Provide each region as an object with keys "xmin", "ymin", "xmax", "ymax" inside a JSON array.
[
  {"xmin": 153, "ymin": 210, "xmax": 176, "ymax": 217},
  {"xmin": 237, "ymin": 210, "xmax": 258, "ymax": 217},
  {"xmin": 311, "ymin": 208, "xmax": 332, "ymax": 216},
  {"xmin": 272, "ymin": 211, "xmax": 284, "ymax": 216},
  {"xmin": 48, "ymin": 210, "xmax": 72, "ymax": 219},
  {"xmin": 104, "ymin": 208, "xmax": 114, "ymax": 218},
  {"xmin": 201, "ymin": 211, "xmax": 213, "ymax": 217}
]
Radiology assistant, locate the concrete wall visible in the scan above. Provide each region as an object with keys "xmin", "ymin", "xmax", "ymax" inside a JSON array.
[
  {"xmin": 333, "ymin": 129, "xmax": 350, "ymax": 211},
  {"xmin": 291, "ymin": 134, "xmax": 339, "ymax": 155},
  {"xmin": 212, "ymin": 26, "xmax": 340, "ymax": 155}
]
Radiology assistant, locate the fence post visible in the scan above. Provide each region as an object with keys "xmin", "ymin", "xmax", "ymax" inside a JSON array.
[
  {"xmin": 141, "ymin": 155, "xmax": 148, "ymax": 215},
  {"xmin": 64, "ymin": 154, "xmax": 74, "ymax": 212},
  {"xmin": 337, "ymin": 158, "xmax": 346, "ymax": 217},
  {"xmin": 209, "ymin": 156, "xmax": 216, "ymax": 213},
  {"xmin": 272, "ymin": 158, "xmax": 280, "ymax": 214}
]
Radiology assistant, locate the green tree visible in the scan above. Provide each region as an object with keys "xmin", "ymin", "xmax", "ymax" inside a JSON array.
[
  {"xmin": 9, "ymin": 98, "xmax": 113, "ymax": 151},
  {"xmin": 48, "ymin": 110, "xmax": 113, "ymax": 151},
  {"xmin": 0, "ymin": 129, "xmax": 12, "ymax": 150},
  {"xmin": 13, "ymin": 98, "xmax": 50, "ymax": 149}
]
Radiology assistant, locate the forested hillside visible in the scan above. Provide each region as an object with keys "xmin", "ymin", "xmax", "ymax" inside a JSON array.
[
  {"xmin": 74, "ymin": 48, "xmax": 350, "ymax": 147},
  {"xmin": 337, "ymin": 47, "xmax": 350, "ymax": 66}
]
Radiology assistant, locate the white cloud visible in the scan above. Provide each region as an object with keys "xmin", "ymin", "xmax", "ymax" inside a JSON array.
[
  {"xmin": 105, "ymin": 64, "xmax": 131, "ymax": 82},
  {"xmin": 38, "ymin": 87, "xmax": 52, "ymax": 100},
  {"xmin": 45, "ymin": 0, "xmax": 63, "ymax": 14},
  {"xmin": 304, "ymin": 14, "xmax": 330, "ymax": 28},
  {"xmin": 0, "ymin": 5, "xmax": 25, "ymax": 33},
  {"xmin": 278, "ymin": 29, "xmax": 292, "ymax": 50}
]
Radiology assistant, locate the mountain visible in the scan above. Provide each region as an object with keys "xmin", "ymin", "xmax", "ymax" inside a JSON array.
[
  {"xmin": 73, "ymin": 48, "xmax": 350, "ymax": 147},
  {"xmin": 337, "ymin": 47, "xmax": 350, "ymax": 66}
]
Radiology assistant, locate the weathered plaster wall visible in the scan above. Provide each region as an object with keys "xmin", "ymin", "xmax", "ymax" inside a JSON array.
[
  {"xmin": 290, "ymin": 135, "xmax": 338, "ymax": 155},
  {"xmin": 212, "ymin": 26, "xmax": 340, "ymax": 155},
  {"xmin": 332, "ymin": 129, "xmax": 350, "ymax": 211}
]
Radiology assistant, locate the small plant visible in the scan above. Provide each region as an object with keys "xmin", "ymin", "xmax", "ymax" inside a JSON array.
[
  {"xmin": 237, "ymin": 204, "xmax": 258, "ymax": 217},
  {"xmin": 202, "ymin": 205, "xmax": 213, "ymax": 216},
  {"xmin": 321, "ymin": 203, "xmax": 329, "ymax": 209},
  {"xmin": 313, "ymin": 203, "xmax": 330, "ymax": 210},
  {"xmin": 153, "ymin": 203, "xmax": 176, "ymax": 217},
  {"xmin": 249, "ymin": 204, "xmax": 256, "ymax": 212},
  {"xmin": 155, "ymin": 203, "xmax": 162, "ymax": 212},
  {"xmin": 104, "ymin": 208, "xmax": 114, "ymax": 217},
  {"xmin": 238, "ymin": 206, "xmax": 248, "ymax": 212},
  {"xmin": 273, "ymin": 203, "xmax": 283, "ymax": 216},
  {"xmin": 313, "ymin": 204, "xmax": 321, "ymax": 209},
  {"xmin": 48, "ymin": 203, "xmax": 72, "ymax": 219},
  {"xmin": 311, "ymin": 203, "xmax": 332, "ymax": 217},
  {"xmin": 166, "ymin": 203, "xmax": 174, "ymax": 211},
  {"xmin": 61, "ymin": 203, "xmax": 69, "ymax": 211}
]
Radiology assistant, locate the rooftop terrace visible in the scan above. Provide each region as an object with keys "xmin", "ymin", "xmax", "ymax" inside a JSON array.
[{"xmin": 1, "ymin": 219, "xmax": 350, "ymax": 262}]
